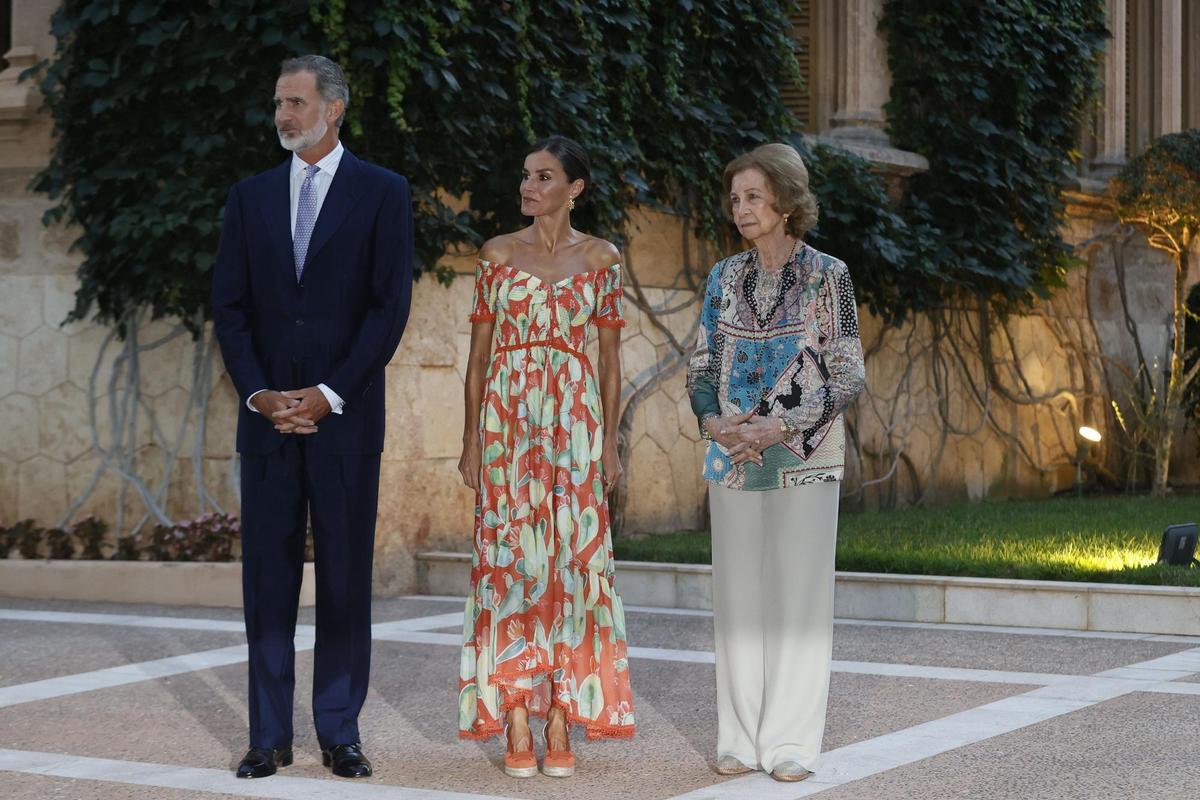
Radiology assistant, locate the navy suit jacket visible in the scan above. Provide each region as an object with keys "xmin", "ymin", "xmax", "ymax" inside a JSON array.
[{"xmin": 211, "ymin": 148, "xmax": 414, "ymax": 455}]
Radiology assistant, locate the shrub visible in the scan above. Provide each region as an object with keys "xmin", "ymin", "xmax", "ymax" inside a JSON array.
[{"xmin": 1, "ymin": 514, "xmax": 252, "ymax": 562}]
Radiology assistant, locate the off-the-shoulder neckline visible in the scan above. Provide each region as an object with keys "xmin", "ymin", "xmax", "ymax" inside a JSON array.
[{"xmin": 478, "ymin": 258, "xmax": 620, "ymax": 286}]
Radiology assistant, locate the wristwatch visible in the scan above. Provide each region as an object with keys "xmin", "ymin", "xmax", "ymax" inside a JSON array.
[{"xmin": 699, "ymin": 412, "xmax": 719, "ymax": 441}]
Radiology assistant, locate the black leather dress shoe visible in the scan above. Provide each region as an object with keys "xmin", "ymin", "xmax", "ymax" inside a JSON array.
[
  {"xmin": 322, "ymin": 742, "xmax": 373, "ymax": 778},
  {"xmin": 235, "ymin": 746, "xmax": 293, "ymax": 778}
]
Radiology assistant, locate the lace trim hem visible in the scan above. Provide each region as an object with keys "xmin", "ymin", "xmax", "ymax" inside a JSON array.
[
  {"xmin": 593, "ymin": 317, "xmax": 626, "ymax": 329},
  {"xmin": 459, "ymin": 712, "xmax": 636, "ymax": 742},
  {"xmin": 459, "ymin": 670, "xmax": 636, "ymax": 741}
]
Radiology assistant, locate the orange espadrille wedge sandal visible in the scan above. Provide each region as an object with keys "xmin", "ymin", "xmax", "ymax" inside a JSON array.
[
  {"xmin": 541, "ymin": 719, "xmax": 575, "ymax": 778},
  {"xmin": 503, "ymin": 724, "xmax": 538, "ymax": 778}
]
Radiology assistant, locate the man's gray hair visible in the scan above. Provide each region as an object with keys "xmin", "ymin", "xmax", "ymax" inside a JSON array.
[{"xmin": 280, "ymin": 55, "xmax": 349, "ymax": 128}]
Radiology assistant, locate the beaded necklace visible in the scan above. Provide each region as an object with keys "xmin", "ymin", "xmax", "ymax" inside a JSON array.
[{"xmin": 745, "ymin": 238, "xmax": 799, "ymax": 328}]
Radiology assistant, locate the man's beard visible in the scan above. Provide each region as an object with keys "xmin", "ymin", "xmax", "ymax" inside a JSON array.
[{"xmin": 277, "ymin": 116, "xmax": 328, "ymax": 153}]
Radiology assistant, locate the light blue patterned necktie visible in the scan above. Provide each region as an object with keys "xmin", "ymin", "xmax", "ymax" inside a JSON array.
[{"xmin": 293, "ymin": 163, "xmax": 320, "ymax": 282}]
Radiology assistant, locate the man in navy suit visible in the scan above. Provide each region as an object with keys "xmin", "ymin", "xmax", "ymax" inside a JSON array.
[{"xmin": 211, "ymin": 55, "xmax": 413, "ymax": 780}]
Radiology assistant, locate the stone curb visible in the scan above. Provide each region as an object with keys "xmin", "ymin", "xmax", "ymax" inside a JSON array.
[
  {"xmin": 0, "ymin": 560, "xmax": 316, "ymax": 608},
  {"xmin": 416, "ymin": 551, "xmax": 1200, "ymax": 637}
]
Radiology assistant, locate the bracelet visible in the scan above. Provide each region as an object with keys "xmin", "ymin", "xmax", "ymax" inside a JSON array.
[
  {"xmin": 779, "ymin": 415, "xmax": 800, "ymax": 439},
  {"xmin": 699, "ymin": 412, "xmax": 720, "ymax": 441}
]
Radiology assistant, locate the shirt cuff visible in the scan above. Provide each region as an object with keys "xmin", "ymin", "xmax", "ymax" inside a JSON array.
[
  {"xmin": 318, "ymin": 383, "xmax": 345, "ymax": 415},
  {"xmin": 246, "ymin": 389, "xmax": 268, "ymax": 412}
]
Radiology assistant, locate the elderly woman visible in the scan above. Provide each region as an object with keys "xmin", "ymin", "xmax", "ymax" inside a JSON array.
[{"xmin": 687, "ymin": 143, "xmax": 865, "ymax": 783}]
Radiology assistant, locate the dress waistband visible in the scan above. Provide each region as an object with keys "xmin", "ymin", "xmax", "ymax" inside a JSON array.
[{"xmin": 493, "ymin": 340, "xmax": 589, "ymax": 365}]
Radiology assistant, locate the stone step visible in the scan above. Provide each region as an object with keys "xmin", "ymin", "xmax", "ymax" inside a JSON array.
[{"xmin": 416, "ymin": 551, "xmax": 1200, "ymax": 637}]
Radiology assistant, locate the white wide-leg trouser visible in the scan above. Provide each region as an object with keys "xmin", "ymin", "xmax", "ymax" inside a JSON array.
[{"xmin": 709, "ymin": 480, "xmax": 840, "ymax": 772}]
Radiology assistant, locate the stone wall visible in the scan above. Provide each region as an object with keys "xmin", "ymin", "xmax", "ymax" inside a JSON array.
[
  {"xmin": 0, "ymin": 168, "xmax": 103, "ymax": 525},
  {"xmin": 2, "ymin": 0, "xmax": 1194, "ymax": 593},
  {"xmin": 2, "ymin": 164, "xmax": 1195, "ymax": 592},
  {"xmin": 846, "ymin": 206, "xmax": 1199, "ymax": 509},
  {"xmin": 0, "ymin": 185, "xmax": 713, "ymax": 593}
]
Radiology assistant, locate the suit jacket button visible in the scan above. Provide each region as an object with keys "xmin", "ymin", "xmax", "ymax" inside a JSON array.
[{"xmin": 295, "ymin": 318, "xmax": 304, "ymax": 326}]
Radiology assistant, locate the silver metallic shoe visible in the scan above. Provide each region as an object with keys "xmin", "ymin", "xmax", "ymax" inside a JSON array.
[
  {"xmin": 714, "ymin": 755, "xmax": 755, "ymax": 776},
  {"xmin": 770, "ymin": 761, "xmax": 813, "ymax": 782}
]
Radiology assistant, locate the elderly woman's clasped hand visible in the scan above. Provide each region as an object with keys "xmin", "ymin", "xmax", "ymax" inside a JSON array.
[{"xmin": 703, "ymin": 411, "xmax": 789, "ymax": 467}]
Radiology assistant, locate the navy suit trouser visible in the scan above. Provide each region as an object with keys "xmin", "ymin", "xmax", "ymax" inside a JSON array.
[{"xmin": 239, "ymin": 435, "xmax": 380, "ymax": 749}]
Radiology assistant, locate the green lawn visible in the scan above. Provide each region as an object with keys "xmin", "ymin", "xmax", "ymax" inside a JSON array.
[{"xmin": 613, "ymin": 495, "xmax": 1200, "ymax": 587}]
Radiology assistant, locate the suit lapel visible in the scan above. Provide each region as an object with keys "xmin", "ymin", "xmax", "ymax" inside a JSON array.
[
  {"xmin": 303, "ymin": 149, "xmax": 363, "ymax": 272},
  {"xmin": 258, "ymin": 159, "xmax": 293, "ymax": 281}
]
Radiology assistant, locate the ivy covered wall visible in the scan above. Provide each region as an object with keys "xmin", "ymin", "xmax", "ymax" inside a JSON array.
[{"xmin": 11, "ymin": 0, "xmax": 1185, "ymax": 584}]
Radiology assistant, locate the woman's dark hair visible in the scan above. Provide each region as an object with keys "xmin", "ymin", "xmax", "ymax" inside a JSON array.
[{"xmin": 527, "ymin": 135, "xmax": 591, "ymax": 204}]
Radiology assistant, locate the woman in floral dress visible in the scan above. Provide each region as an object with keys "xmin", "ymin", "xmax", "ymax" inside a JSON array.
[{"xmin": 457, "ymin": 135, "xmax": 635, "ymax": 778}]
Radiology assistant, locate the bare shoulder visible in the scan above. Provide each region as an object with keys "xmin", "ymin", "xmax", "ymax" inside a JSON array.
[
  {"xmin": 478, "ymin": 233, "xmax": 517, "ymax": 264},
  {"xmin": 583, "ymin": 237, "xmax": 622, "ymax": 272}
]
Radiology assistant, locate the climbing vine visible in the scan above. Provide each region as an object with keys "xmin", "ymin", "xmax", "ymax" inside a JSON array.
[
  {"xmin": 314, "ymin": 0, "xmax": 807, "ymax": 281},
  {"xmin": 31, "ymin": 0, "xmax": 821, "ymax": 531},
  {"xmin": 881, "ymin": 0, "xmax": 1108, "ymax": 313},
  {"xmin": 32, "ymin": 1, "xmax": 319, "ymax": 530},
  {"xmin": 30, "ymin": 0, "xmax": 1118, "ymax": 530},
  {"xmin": 829, "ymin": 0, "xmax": 1117, "ymax": 508}
]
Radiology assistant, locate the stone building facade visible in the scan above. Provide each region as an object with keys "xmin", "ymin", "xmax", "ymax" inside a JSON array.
[{"xmin": 0, "ymin": 1, "xmax": 1195, "ymax": 592}]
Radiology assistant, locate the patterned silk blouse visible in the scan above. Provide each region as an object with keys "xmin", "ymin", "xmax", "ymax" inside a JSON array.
[{"xmin": 687, "ymin": 244, "xmax": 866, "ymax": 491}]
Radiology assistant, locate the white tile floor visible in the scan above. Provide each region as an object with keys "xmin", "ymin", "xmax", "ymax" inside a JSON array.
[{"xmin": 1, "ymin": 596, "xmax": 1197, "ymax": 799}]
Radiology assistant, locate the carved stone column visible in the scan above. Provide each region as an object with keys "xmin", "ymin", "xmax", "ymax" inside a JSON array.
[
  {"xmin": 1151, "ymin": 0, "xmax": 1183, "ymax": 136},
  {"xmin": 812, "ymin": 0, "xmax": 927, "ymax": 188},
  {"xmin": 1091, "ymin": 0, "xmax": 1126, "ymax": 174},
  {"xmin": 0, "ymin": 47, "xmax": 39, "ymax": 142},
  {"xmin": 827, "ymin": 0, "xmax": 891, "ymax": 147},
  {"xmin": 1187, "ymin": 0, "xmax": 1200, "ymax": 129},
  {"xmin": 0, "ymin": 0, "xmax": 57, "ymax": 165}
]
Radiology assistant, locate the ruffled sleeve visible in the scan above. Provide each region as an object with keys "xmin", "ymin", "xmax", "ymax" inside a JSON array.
[
  {"xmin": 592, "ymin": 263, "xmax": 626, "ymax": 329},
  {"xmin": 468, "ymin": 259, "xmax": 496, "ymax": 323}
]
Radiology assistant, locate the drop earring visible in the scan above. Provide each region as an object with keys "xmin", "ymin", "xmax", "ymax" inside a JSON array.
[{"xmin": 568, "ymin": 197, "xmax": 576, "ymax": 211}]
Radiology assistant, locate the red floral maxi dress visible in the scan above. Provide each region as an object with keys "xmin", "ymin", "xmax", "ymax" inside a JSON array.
[{"xmin": 458, "ymin": 258, "xmax": 636, "ymax": 741}]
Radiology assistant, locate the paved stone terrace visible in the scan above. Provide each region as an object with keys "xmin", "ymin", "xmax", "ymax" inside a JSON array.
[{"xmin": 2, "ymin": 594, "xmax": 1198, "ymax": 799}]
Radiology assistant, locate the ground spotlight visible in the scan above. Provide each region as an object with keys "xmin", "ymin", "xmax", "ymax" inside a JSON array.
[
  {"xmin": 1157, "ymin": 523, "xmax": 1199, "ymax": 567},
  {"xmin": 1074, "ymin": 426, "xmax": 1102, "ymax": 497}
]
